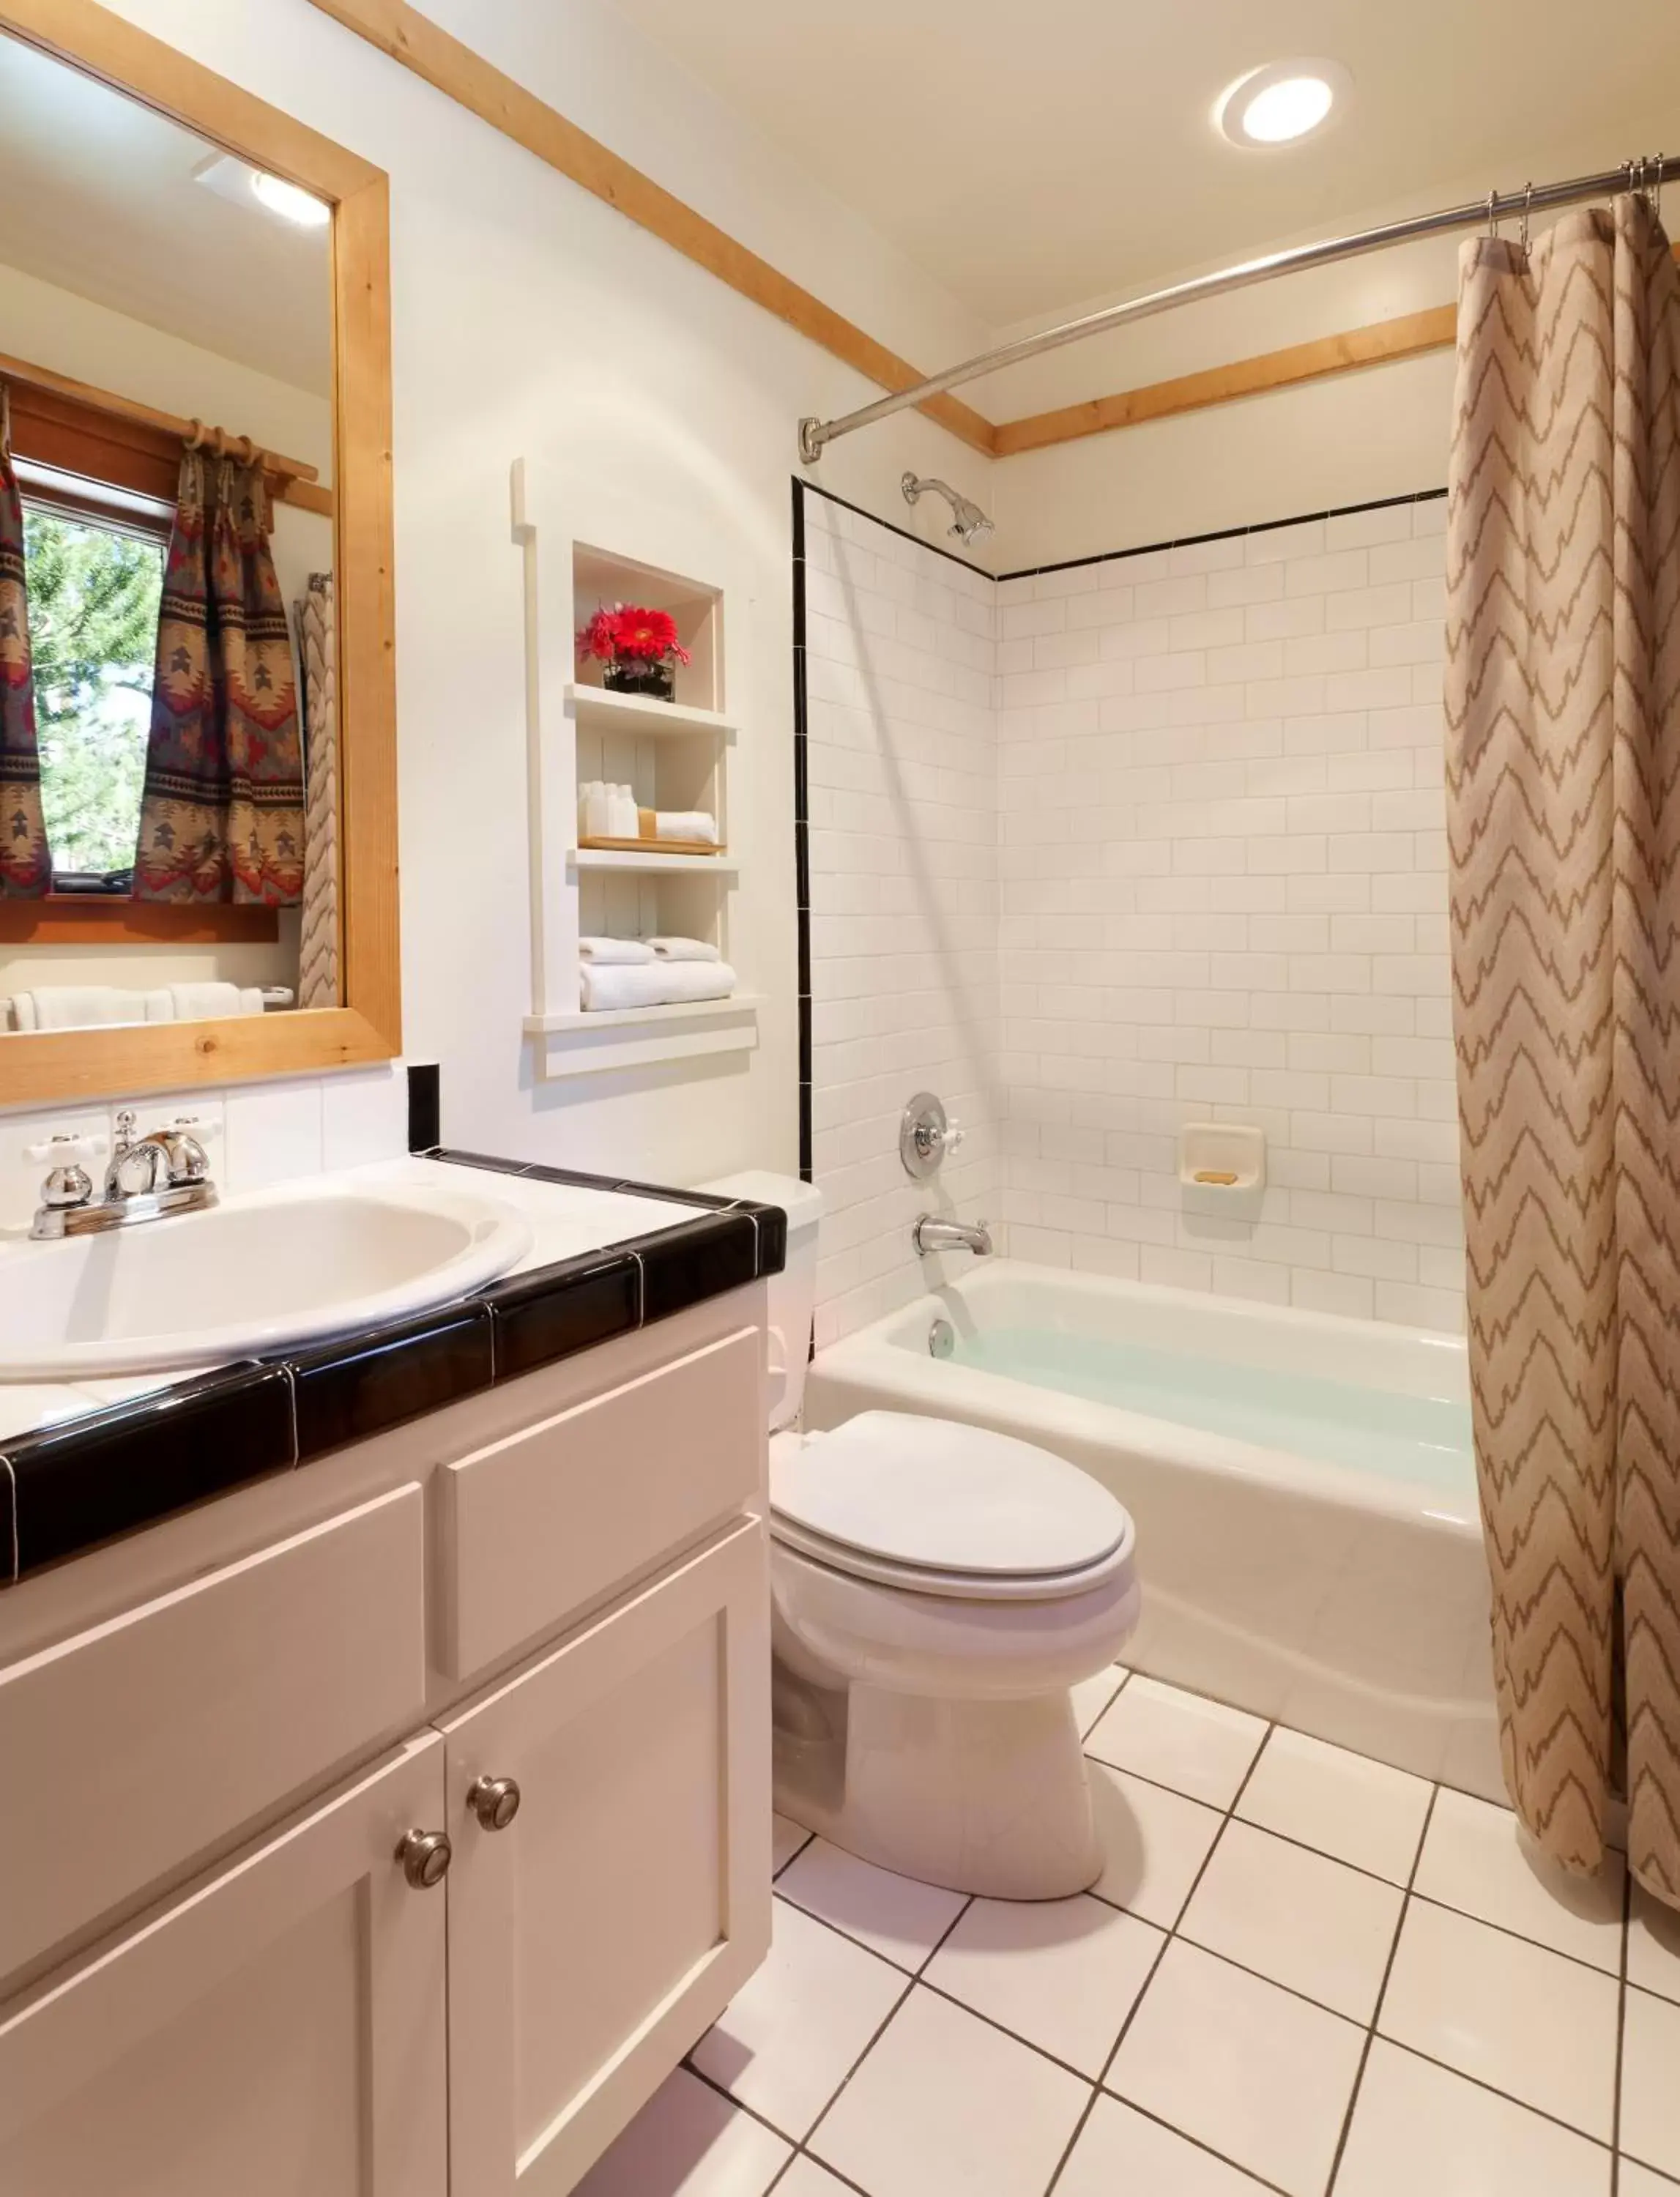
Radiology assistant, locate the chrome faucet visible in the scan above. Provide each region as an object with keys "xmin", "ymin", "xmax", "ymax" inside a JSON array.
[
  {"xmin": 913, "ymin": 1213, "xmax": 994, "ymax": 1257},
  {"xmin": 29, "ymin": 1109, "xmax": 218, "ymax": 1241}
]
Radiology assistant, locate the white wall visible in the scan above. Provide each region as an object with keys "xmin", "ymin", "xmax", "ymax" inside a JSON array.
[
  {"xmin": 38, "ymin": 0, "xmax": 997, "ymax": 1190},
  {"xmin": 802, "ymin": 492, "xmax": 1001, "ymax": 1346}
]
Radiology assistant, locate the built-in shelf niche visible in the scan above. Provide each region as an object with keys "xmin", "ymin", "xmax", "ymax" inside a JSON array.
[{"xmin": 514, "ymin": 463, "xmax": 755, "ymax": 1079}]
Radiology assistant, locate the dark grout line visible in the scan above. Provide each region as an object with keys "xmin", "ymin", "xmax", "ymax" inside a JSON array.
[
  {"xmin": 1324, "ymin": 1782, "xmax": 1440, "ymax": 2193},
  {"xmin": 772, "ymin": 1824, "xmax": 816, "ymax": 1882},
  {"xmin": 1611, "ymin": 1859, "xmax": 1632, "ymax": 2197}
]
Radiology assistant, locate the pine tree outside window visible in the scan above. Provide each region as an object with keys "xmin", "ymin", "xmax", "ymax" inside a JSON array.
[{"xmin": 21, "ymin": 504, "xmax": 164, "ymax": 882}]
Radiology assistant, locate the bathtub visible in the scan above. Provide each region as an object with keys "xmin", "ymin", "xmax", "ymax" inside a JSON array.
[{"xmin": 805, "ymin": 1260, "xmax": 1501, "ymax": 1800}]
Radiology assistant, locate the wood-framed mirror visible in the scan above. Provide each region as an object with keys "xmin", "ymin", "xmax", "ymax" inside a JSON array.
[{"xmin": 0, "ymin": 0, "xmax": 397, "ymax": 1106}]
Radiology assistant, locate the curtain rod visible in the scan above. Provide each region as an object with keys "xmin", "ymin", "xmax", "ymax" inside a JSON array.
[{"xmin": 797, "ymin": 154, "xmax": 1680, "ymax": 463}]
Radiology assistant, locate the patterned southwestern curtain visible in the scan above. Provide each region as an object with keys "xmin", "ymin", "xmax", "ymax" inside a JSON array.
[
  {"xmin": 0, "ymin": 402, "xmax": 50, "ymax": 896},
  {"xmin": 134, "ymin": 450, "xmax": 305, "ymax": 904},
  {"xmin": 295, "ymin": 573, "xmax": 339, "ymax": 1008},
  {"xmin": 1446, "ymin": 196, "xmax": 1680, "ymax": 1909}
]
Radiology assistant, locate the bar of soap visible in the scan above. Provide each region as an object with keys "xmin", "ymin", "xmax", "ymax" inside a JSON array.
[{"xmin": 1193, "ymin": 1170, "xmax": 1240, "ymax": 1185}]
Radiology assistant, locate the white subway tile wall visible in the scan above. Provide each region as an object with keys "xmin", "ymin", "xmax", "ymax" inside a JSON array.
[
  {"xmin": 802, "ymin": 490, "xmax": 1462, "ymax": 1342},
  {"xmin": 802, "ymin": 494, "xmax": 1004, "ymax": 1347},
  {"xmin": 997, "ymin": 497, "xmax": 1462, "ymax": 1330}
]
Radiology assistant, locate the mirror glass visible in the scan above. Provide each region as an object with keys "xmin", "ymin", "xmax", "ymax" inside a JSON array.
[{"xmin": 0, "ymin": 30, "xmax": 337, "ymax": 1036}]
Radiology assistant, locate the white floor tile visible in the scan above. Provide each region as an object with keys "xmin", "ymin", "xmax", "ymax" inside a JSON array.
[
  {"xmin": 1621, "ymin": 1986, "xmax": 1680, "ymax": 2181},
  {"xmin": 1088, "ymin": 1760, "xmax": 1224, "ymax": 1928},
  {"xmin": 1179, "ymin": 1820, "xmax": 1403, "ymax": 2021},
  {"xmin": 923, "ymin": 1893, "xmax": 1164, "ymax": 2077},
  {"xmin": 776, "ymin": 1840, "xmax": 968, "ymax": 1972},
  {"xmin": 775, "ymin": 2163, "xmax": 856, "ymax": 2197},
  {"xmin": 1056, "ymin": 2094, "xmax": 1273, "ymax": 2196},
  {"xmin": 1235, "ymin": 1726, "xmax": 1432, "ymax": 1885},
  {"xmin": 1377, "ymin": 1900, "xmax": 1619, "ymax": 2140},
  {"xmin": 691, "ymin": 1898, "xmax": 906, "ymax": 2139},
  {"xmin": 1334, "ymin": 2039, "xmax": 1610, "ymax": 2197},
  {"xmin": 1412, "ymin": 1788, "xmax": 1625, "ymax": 1971},
  {"xmin": 1619, "ymin": 2163, "xmax": 1680, "ymax": 2196},
  {"xmin": 1085, "ymin": 1676, "xmax": 1267, "ymax": 1809},
  {"xmin": 573, "ymin": 2068, "xmax": 792, "ymax": 2197},
  {"xmin": 1628, "ymin": 1885, "xmax": 1680, "ymax": 2004},
  {"xmin": 1071, "ymin": 1665, "xmax": 1127, "ymax": 1738},
  {"xmin": 773, "ymin": 1815, "xmax": 813, "ymax": 1876},
  {"xmin": 810, "ymin": 1985, "xmax": 1089, "ymax": 2197},
  {"xmin": 1106, "ymin": 1939, "xmax": 1365, "ymax": 2197}
]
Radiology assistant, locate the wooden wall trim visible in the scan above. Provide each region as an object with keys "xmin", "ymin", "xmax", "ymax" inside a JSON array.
[
  {"xmin": 302, "ymin": 0, "xmax": 996, "ymax": 458},
  {"xmin": 992, "ymin": 307, "xmax": 1460, "ymax": 458}
]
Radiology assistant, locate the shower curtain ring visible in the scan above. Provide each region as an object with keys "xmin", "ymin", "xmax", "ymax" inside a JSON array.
[
  {"xmin": 1520, "ymin": 181, "xmax": 1534, "ymax": 252},
  {"xmin": 1486, "ymin": 188, "xmax": 1499, "ymax": 239}
]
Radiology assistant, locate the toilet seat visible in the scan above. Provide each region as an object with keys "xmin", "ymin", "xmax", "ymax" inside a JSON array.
[{"xmin": 770, "ymin": 1410, "xmax": 1136, "ymax": 1604}]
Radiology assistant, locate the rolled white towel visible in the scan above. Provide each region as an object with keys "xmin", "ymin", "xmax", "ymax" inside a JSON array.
[
  {"xmin": 579, "ymin": 959, "xmax": 737, "ymax": 1012},
  {"xmin": 647, "ymin": 936, "xmax": 721, "ymax": 962},
  {"xmin": 167, "ymin": 981, "xmax": 265, "ymax": 1021},
  {"xmin": 579, "ymin": 936, "xmax": 655, "ymax": 964},
  {"xmin": 654, "ymin": 811, "xmax": 719, "ymax": 845}
]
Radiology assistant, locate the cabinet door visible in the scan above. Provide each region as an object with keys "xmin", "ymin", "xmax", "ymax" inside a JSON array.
[
  {"xmin": 444, "ymin": 1519, "xmax": 771, "ymax": 2197},
  {"xmin": 0, "ymin": 1734, "xmax": 449, "ymax": 2197}
]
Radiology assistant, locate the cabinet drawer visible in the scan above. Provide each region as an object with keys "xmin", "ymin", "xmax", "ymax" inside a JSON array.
[
  {"xmin": 436, "ymin": 1325, "xmax": 762, "ymax": 1679},
  {"xmin": 0, "ymin": 1482, "xmax": 427, "ymax": 1985}
]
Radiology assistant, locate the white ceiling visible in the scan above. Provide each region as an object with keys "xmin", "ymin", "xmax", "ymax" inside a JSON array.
[
  {"xmin": 0, "ymin": 33, "xmax": 330, "ymax": 395},
  {"xmin": 604, "ymin": 0, "xmax": 1680, "ymax": 328}
]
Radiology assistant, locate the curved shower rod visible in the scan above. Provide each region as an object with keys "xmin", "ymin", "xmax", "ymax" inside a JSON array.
[{"xmin": 797, "ymin": 154, "xmax": 1680, "ymax": 464}]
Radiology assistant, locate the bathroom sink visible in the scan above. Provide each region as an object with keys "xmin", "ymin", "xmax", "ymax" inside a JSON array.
[{"xmin": 0, "ymin": 1178, "xmax": 535, "ymax": 1380}]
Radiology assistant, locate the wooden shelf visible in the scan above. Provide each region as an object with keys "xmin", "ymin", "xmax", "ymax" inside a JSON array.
[
  {"xmin": 567, "ymin": 684, "xmax": 733, "ymax": 740},
  {"xmin": 569, "ymin": 848, "xmax": 739, "ymax": 876}
]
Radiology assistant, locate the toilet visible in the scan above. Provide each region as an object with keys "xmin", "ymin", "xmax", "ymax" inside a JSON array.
[{"xmin": 703, "ymin": 1172, "xmax": 1141, "ymax": 1900}]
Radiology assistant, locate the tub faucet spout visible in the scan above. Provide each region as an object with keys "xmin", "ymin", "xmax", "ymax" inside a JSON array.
[{"xmin": 914, "ymin": 1214, "xmax": 993, "ymax": 1257}]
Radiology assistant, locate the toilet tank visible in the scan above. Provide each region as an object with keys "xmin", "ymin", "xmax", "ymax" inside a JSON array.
[{"xmin": 698, "ymin": 1171, "xmax": 823, "ymax": 1432}]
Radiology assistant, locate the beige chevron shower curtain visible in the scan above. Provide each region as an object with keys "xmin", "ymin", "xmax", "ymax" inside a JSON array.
[{"xmin": 1447, "ymin": 197, "xmax": 1680, "ymax": 1908}]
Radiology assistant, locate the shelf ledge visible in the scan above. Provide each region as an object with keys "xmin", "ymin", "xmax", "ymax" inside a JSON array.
[
  {"xmin": 524, "ymin": 994, "xmax": 763, "ymax": 1079},
  {"xmin": 568, "ymin": 847, "xmax": 739, "ymax": 876},
  {"xmin": 566, "ymin": 682, "xmax": 735, "ymax": 740}
]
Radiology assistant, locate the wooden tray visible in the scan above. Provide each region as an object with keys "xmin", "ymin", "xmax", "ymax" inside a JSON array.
[{"xmin": 576, "ymin": 837, "xmax": 726, "ymax": 857}]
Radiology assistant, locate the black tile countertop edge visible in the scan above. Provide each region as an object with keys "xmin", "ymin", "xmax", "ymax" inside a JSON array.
[{"xmin": 0, "ymin": 1152, "xmax": 787, "ymax": 1586}]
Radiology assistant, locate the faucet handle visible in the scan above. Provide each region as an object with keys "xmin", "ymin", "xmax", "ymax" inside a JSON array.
[
  {"xmin": 942, "ymin": 1118, "xmax": 967, "ymax": 1156},
  {"xmin": 25, "ymin": 1130, "xmax": 108, "ymax": 1168}
]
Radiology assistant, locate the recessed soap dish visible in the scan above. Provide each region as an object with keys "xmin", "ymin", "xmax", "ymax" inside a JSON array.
[{"xmin": 1178, "ymin": 1123, "xmax": 1265, "ymax": 1193}]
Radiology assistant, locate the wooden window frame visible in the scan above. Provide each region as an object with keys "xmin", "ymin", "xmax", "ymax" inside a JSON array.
[{"xmin": 0, "ymin": 0, "xmax": 399, "ymax": 1106}]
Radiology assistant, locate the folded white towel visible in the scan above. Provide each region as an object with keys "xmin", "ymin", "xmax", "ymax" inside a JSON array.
[
  {"xmin": 167, "ymin": 982, "xmax": 265, "ymax": 1020},
  {"xmin": 647, "ymin": 936, "xmax": 721, "ymax": 962},
  {"xmin": 579, "ymin": 959, "xmax": 738, "ymax": 1012},
  {"xmin": 579, "ymin": 936, "xmax": 655, "ymax": 964},
  {"xmin": 654, "ymin": 811, "xmax": 719, "ymax": 845}
]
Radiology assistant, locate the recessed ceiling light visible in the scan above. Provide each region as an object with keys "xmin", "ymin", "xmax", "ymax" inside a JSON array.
[
  {"xmin": 1215, "ymin": 59, "xmax": 1350, "ymax": 149},
  {"xmin": 250, "ymin": 171, "xmax": 332, "ymax": 227}
]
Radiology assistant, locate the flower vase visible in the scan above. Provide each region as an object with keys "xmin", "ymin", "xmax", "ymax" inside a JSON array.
[{"xmin": 604, "ymin": 659, "xmax": 676, "ymax": 702}]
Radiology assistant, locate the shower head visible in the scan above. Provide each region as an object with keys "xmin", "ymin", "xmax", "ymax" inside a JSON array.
[{"xmin": 901, "ymin": 472, "xmax": 995, "ymax": 548}]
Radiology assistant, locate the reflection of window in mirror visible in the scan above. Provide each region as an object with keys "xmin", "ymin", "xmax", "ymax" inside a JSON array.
[{"xmin": 0, "ymin": 27, "xmax": 338, "ymax": 1033}]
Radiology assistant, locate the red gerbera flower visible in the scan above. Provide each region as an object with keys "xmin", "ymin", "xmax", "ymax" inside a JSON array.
[{"xmin": 575, "ymin": 601, "xmax": 693, "ymax": 668}]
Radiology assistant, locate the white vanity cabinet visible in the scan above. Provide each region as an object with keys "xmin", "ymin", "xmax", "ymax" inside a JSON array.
[
  {"xmin": 0, "ymin": 1291, "xmax": 771, "ymax": 2197},
  {"xmin": 0, "ymin": 1734, "xmax": 451, "ymax": 2197},
  {"xmin": 444, "ymin": 1520, "xmax": 770, "ymax": 2196}
]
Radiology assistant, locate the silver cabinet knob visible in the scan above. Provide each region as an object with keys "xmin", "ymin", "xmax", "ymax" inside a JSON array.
[
  {"xmin": 396, "ymin": 1827, "xmax": 452, "ymax": 1889},
  {"xmin": 467, "ymin": 1774, "xmax": 521, "ymax": 1832}
]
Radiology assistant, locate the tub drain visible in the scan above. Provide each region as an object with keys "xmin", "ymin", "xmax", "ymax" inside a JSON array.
[{"xmin": 929, "ymin": 1317, "xmax": 955, "ymax": 1359}]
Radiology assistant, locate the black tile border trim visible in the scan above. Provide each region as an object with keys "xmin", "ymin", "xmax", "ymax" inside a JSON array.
[
  {"xmin": 792, "ymin": 477, "xmax": 814, "ymax": 1184},
  {"xmin": 0, "ymin": 1151, "xmax": 787, "ymax": 1586},
  {"xmin": 995, "ymin": 485, "xmax": 1449, "ymax": 583},
  {"xmin": 797, "ymin": 473, "xmax": 995, "ymax": 580}
]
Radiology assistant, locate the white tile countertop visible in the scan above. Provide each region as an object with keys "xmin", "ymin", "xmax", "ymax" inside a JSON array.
[{"xmin": 0, "ymin": 1154, "xmax": 711, "ymax": 1449}]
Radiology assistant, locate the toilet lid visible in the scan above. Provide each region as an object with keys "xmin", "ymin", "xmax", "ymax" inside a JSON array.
[{"xmin": 770, "ymin": 1410, "xmax": 1131, "ymax": 1580}]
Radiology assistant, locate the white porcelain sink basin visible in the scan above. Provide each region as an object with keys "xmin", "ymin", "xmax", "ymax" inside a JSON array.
[{"xmin": 0, "ymin": 1178, "xmax": 535, "ymax": 1379}]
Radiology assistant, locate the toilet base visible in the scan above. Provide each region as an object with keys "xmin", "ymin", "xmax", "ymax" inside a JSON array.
[{"xmin": 775, "ymin": 1679, "xmax": 1102, "ymax": 1900}]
